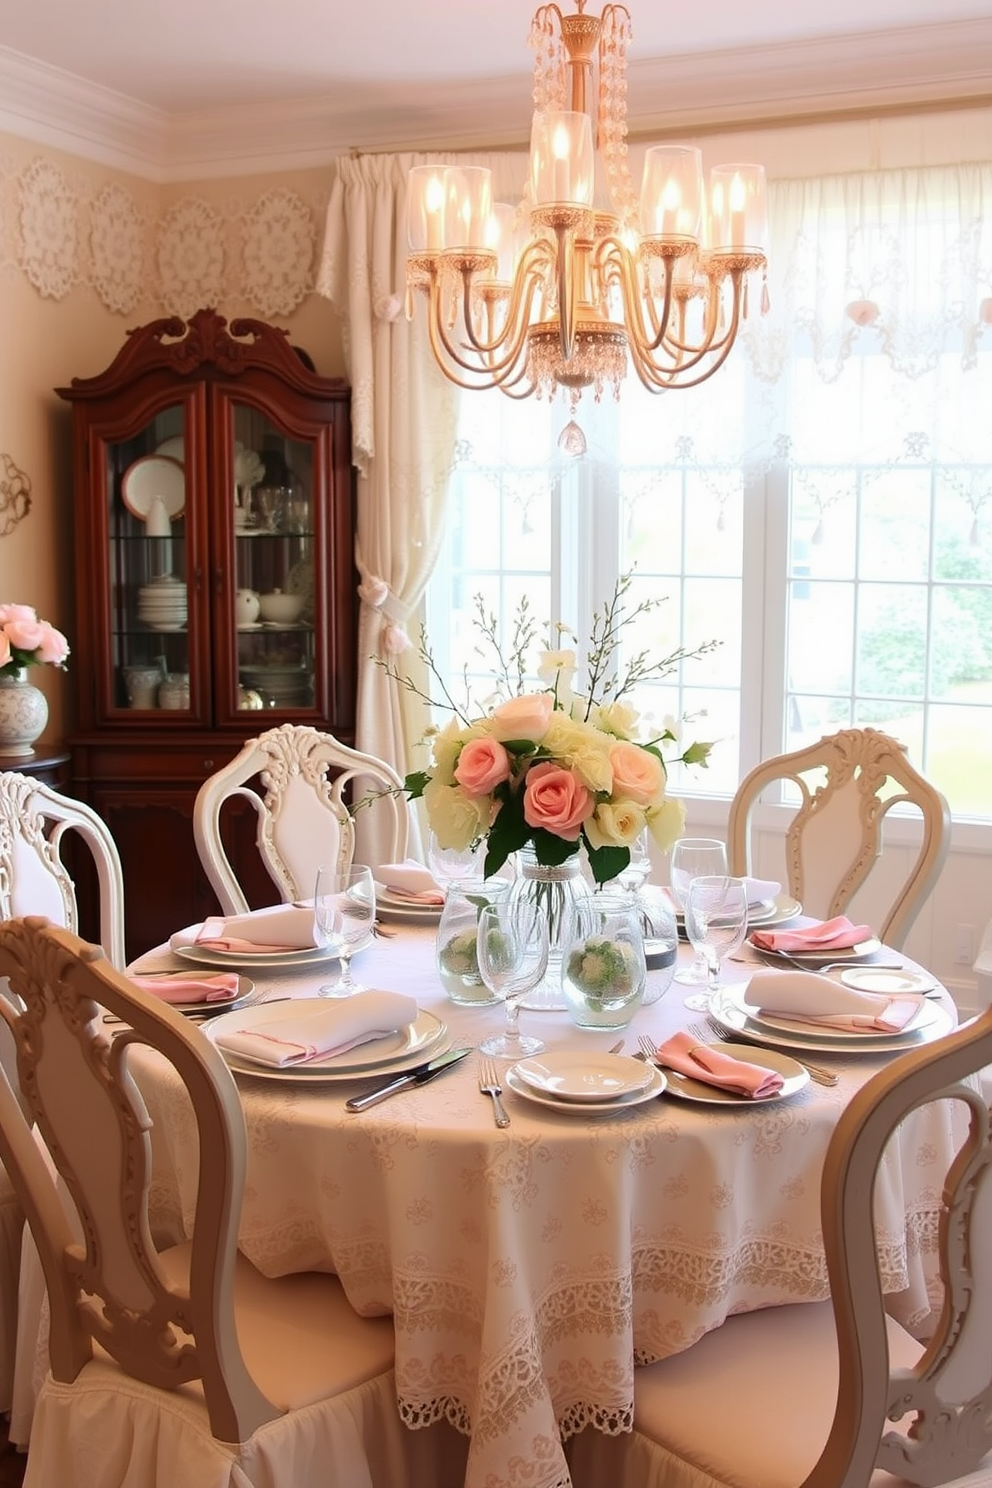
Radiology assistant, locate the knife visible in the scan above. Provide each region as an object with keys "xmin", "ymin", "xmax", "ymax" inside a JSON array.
[{"xmin": 344, "ymin": 1046, "xmax": 472, "ymax": 1111}]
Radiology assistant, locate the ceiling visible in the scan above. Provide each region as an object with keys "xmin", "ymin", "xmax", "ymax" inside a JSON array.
[{"xmin": 0, "ymin": 0, "xmax": 990, "ymax": 180}]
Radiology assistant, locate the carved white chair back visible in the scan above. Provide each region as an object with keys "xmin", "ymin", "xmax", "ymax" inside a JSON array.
[
  {"xmin": 0, "ymin": 916, "xmax": 280, "ymax": 1443},
  {"xmin": 0, "ymin": 772, "xmax": 126, "ymax": 970},
  {"xmin": 727, "ymin": 727, "xmax": 950, "ymax": 950},
  {"xmin": 193, "ymin": 723, "xmax": 408, "ymax": 916}
]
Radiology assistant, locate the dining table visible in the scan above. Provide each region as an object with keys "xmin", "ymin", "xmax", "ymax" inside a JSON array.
[{"xmin": 124, "ymin": 904, "xmax": 967, "ymax": 1488}]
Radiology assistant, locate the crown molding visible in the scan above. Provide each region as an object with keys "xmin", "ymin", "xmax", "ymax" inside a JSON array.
[{"xmin": 0, "ymin": 17, "xmax": 990, "ymax": 183}]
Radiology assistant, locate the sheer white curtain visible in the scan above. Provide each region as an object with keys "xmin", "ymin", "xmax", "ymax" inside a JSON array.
[{"xmin": 316, "ymin": 149, "xmax": 526, "ymax": 863}]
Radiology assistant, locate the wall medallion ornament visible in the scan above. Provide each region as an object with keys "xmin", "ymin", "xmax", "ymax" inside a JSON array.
[
  {"xmin": 90, "ymin": 182, "xmax": 144, "ymax": 314},
  {"xmin": 0, "ymin": 456, "xmax": 31, "ymax": 536},
  {"xmin": 157, "ymin": 197, "xmax": 225, "ymax": 319},
  {"xmin": 242, "ymin": 188, "xmax": 315, "ymax": 316},
  {"xmin": 18, "ymin": 158, "xmax": 78, "ymax": 300}
]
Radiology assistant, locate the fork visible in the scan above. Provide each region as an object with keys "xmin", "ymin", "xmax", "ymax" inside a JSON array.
[
  {"xmin": 478, "ymin": 1058, "xmax": 511, "ymax": 1128},
  {"xmin": 690, "ymin": 1019, "xmax": 839, "ymax": 1088}
]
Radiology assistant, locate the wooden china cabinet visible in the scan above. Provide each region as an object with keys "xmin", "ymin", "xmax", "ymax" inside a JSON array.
[{"xmin": 58, "ymin": 309, "xmax": 356, "ymax": 961}]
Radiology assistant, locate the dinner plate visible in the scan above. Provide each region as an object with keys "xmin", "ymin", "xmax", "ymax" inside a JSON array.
[
  {"xmin": 514, "ymin": 1051, "xmax": 655, "ymax": 1102},
  {"xmin": 374, "ymin": 886, "xmax": 443, "ymax": 922},
  {"xmin": 155, "ymin": 435, "xmax": 185, "ymax": 463},
  {"xmin": 144, "ymin": 973, "xmax": 256, "ymax": 1017},
  {"xmin": 658, "ymin": 1042, "xmax": 810, "ymax": 1105},
  {"xmin": 722, "ymin": 983, "xmax": 939, "ymax": 1044},
  {"xmin": 172, "ymin": 930, "xmax": 373, "ymax": 971},
  {"xmin": 839, "ymin": 968, "xmax": 937, "ymax": 995},
  {"xmin": 746, "ymin": 895, "xmax": 803, "ymax": 927},
  {"xmin": 204, "ymin": 1002, "xmax": 447, "ymax": 1079},
  {"xmin": 709, "ymin": 986, "xmax": 955, "ymax": 1055},
  {"xmin": 504, "ymin": 1063, "xmax": 666, "ymax": 1115},
  {"xmin": 745, "ymin": 934, "xmax": 882, "ymax": 964},
  {"xmin": 121, "ymin": 454, "xmax": 186, "ymax": 520}
]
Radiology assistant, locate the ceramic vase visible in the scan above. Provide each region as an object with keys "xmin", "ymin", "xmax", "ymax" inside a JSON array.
[{"xmin": 0, "ymin": 669, "xmax": 48, "ymax": 755}]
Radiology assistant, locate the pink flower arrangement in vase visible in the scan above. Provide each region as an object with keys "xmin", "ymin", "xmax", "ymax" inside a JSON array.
[
  {"xmin": 378, "ymin": 574, "xmax": 717, "ymax": 886},
  {"xmin": 0, "ymin": 604, "xmax": 70, "ymax": 676}
]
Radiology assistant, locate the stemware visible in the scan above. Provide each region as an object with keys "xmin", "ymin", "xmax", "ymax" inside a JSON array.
[
  {"xmin": 313, "ymin": 864, "xmax": 376, "ymax": 997},
  {"xmin": 427, "ymin": 830, "xmax": 487, "ymax": 891},
  {"xmin": 681, "ymin": 874, "xmax": 749, "ymax": 1011},
  {"xmin": 670, "ymin": 838, "xmax": 728, "ymax": 986},
  {"xmin": 476, "ymin": 899, "xmax": 550, "ymax": 1058}
]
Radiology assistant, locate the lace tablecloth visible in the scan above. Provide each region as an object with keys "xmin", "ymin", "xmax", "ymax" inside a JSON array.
[{"xmin": 129, "ymin": 926, "xmax": 965, "ymax": 1488}]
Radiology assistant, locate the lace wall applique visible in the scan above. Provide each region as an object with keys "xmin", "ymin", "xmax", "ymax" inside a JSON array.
[
  {"xmin": 157, "ymin": 197, "xmax": 225, "ymax": 318},
  {"xmin": 18, "ymin": 158, "xmax": 78, "ymax": 299},
  {"xmin": 90, "ymin": 182, "xmax": 145, "ymax": 314},
  {"xmin": 242, "ymin": 187, "xmax": 315, "ymax": 316}
]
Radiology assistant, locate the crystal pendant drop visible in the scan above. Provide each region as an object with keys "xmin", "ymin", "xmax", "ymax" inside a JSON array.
[{"xmin": 558, "ymin": 419, "xmax": 587, "ymax": 458}]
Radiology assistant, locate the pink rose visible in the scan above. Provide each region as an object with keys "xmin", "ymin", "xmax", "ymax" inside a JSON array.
[
  {"xmin": 523, "ymin": 761, "xmax": 592, "ymax": 840},
  {"xmin": 3, "ymin": 618, "xmax": 45, "ymax": 652},
  {"xmin": 454, "ymin": 737, "xmax": 511, "ymax": 796},
  {"xmin": 0, "ymin": 636, "xmax": 10, "ymax": 669},
  {"xmin": 0, "ymin": 604, "xmax": 37, "ymax": 625},
  {"xmin": 609, "ymin": 741, "xmax": 664, "ymax": 806},
  {"xmin": 35, "ymin": 622, "xmax": 70, "ymax": 666},
  {"xmin": 489, "ymin": 692, "xmax": 554, "ymax": 743}
]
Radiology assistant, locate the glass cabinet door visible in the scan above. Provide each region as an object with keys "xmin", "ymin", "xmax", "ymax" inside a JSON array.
[
  {"xmin": 105, "ymin": 404, "xmax": 195, "ymax": 719},
  {"xmin": 228, "ymin": 401, "xmax": 317, "ymax": 716}
]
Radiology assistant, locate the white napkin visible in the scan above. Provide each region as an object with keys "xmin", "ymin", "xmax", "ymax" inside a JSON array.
[
  {"xmin": 377, "ymin": 861, "xmax": 445, "ymax": 904},
  {"xmin": 743, "ymin": 876, "xmax": 781, "ymax": 907},
  {"xmin": 171, "ymin": 904, "xmax": 318, "ymax": 954},
  {"xmin": 214, "ymin": 989, "xmax": 419, "ymax": 1067},
  {"xmin": 744, "ymin": 970, "xmax": 924, "ymax": 1032}
]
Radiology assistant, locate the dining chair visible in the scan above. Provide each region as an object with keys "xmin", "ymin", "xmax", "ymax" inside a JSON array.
[
  {"xmin": 193, "ymin": 722, "xmax": 409, "ymax": 916},
  {"xmin": 0, "ymin": 770, "xmax": 127, "ymax": 1425},
  {"xmin": 0, "ymin": 770, "xmax": 126, "ymax": 970},
  {"xmin": 727, "ymin": 727, "xmax": 950, "ymax": 951},
  {"xmin": 567, "ymin": 1002, "xmax": 992, "ymax": 1488},
  {"xmin": 0, "ymin": 915, "xmax": 434, "ymax": 1488}
]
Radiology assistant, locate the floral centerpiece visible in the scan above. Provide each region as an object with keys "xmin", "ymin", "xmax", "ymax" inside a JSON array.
[
  {"xmin": 0, "ymin": 604, "xmax": 70, "ymax": 675},
  {"xmin": 381, "ymin": 574, "xmax": 717, "ymax": 887}
]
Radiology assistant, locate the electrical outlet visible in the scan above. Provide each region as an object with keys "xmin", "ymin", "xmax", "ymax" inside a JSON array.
[{"xmin": 954, "ymin": 924, "xmax": 975, "ymax": 965}]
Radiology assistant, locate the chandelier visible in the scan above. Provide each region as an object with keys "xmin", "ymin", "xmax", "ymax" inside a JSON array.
[{"xmin": 405, "ymin": 1, "xmax": 768, "ymax": 416}]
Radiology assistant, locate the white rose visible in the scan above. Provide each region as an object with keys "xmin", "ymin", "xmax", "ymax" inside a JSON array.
[
  {"xmin": 646, "ymin": 796, "xmax": 686, "ymax": 853},
  {"xmin": 423, "ymin": 777, "xmax": 491, "ymax": 851},
  {"xmin": 584, "ymin": 800, "xmax": 647, "ymax": 850}
]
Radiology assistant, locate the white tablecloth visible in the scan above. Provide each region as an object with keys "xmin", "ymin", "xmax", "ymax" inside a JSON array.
[{"xmin": 128, "ymin": 925, "xmax": 965, "ymax": 1488}]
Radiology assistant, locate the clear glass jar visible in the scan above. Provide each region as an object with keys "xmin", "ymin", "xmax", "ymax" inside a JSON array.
[
  {"xmin": 636, "ymin": 884, "xmax": 678, "ymax": 1004},
  {"xmin": 560, "ymin": 893, "xmax": 647, "ymax": 1030},
  {"xmin": 435, "ymin": 879, "xmax": 508, "ymax": 1005},
  {"xmin": 506, "ymin": 845, "xmax": 591, "ymax": 1010}
]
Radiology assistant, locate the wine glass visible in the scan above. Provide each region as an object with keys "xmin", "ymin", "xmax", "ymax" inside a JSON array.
[
  {"xmin": 681, "ymin": 875, "xmax": 749, "ymax": 1012},
  {"xmin": 427, "ymin": 830, "xmax": 486, "ymax": 892},
  {"xmin": 477, "ymin": 899, "xmax": 550, "ymax": 1058},
  {"xmin": 313, "ymin": 864, "xmax": 376, "ymax": 997},
  {"xmin": 670, "ymin": 838, "xmax": 728, "ymax": 986}
]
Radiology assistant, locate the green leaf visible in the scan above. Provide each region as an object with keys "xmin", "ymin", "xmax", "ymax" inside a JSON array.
[
  {"xmin": 484, "ymin": 791, "xmax": 529, "ymax": 876},
  {"xmin": 681, "ymin": 741, "xmax": 713, "ymax": 767},
  {"xmin": 530, "ymin": 829, "xmax": 580, "ymax": 867},
  {"xmin": 403, "ymin": 771, "xmax": 431, "ymax": 800},
  {"xmin": 586, "ymin": 842, "xmax": 629, "ymax": 885}
]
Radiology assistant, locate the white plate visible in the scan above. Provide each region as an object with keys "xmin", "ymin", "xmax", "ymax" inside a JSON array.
[
  {"xmin": 709, "ymin": 986, "xmax": 955, "ymax": 1055},
  {"xmin": 374, "ymin": 886, "xmax": 443, "ymax": 922},
  {"xmin": 658, "ymin": 1042, "xmax": 810, "ymax": 1105},
  {"xmin": 172, "ymin": 929, "xmax": 373, "ymax": 971},
  {"xmin": 839, "ymin": 968, "xmax": 937, "ymax": 995},
  {"xmin": 732, "ymin": 984, "xmax": 939, "ymax": 1043},
  {"xmin": 155, "ymin": 435, "xmax": 185, "ymax": 463},
  {"xmin": 514, "ymin": 1051, "xmax": 655, "ymax": 1102},
  {"xmin": 205, "ymin": 1002, "xmax": 447, "ymax": 1080},
  {"xmin": 121, "ymin": 455, "xmax": 186, "ymax": 520},
  {"xmin": 746, "ymin": 934, "xmax": 882, "ymax": 964},
  {"xmin": 746, "ymin": 895, "xmax": 803, "ymax": 927},
  {"xmin": 504, "ymin": 1063, "xmax": 666, "ymax": 1115}
]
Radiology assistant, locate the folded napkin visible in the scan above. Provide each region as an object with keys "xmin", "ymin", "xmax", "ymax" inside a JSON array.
[
  {"xmin": 171, "ymin": 904, "xmax": 318, "ymax": 955},
  {"xmin": 654, "ymin": 1031, "xmax": 784, "ymax": 1099},
  {"xmin": 377, "ymin": 860, "xmax": 445, "ymax": 905},
  {"xmin": 744, "ymin": 970, "xmax": 923, "ymax": 1032},
  {"xmin": 132, "ymin": 973, "xmax": 242, "ymax": 1005},
  {"xmin": 742, "ymin": 876, "xmax": 782, "ymax": 907},
  {"xmin": 214, "ymin": 989, "xmax": 419, "ymax": 1068},
  {"xmin": 749, "ymin": 915, "xmax": 872, "ymax": 954}
]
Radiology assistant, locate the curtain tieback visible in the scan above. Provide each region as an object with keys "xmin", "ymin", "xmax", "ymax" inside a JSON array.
[{"xmin": 358, "ymin": 576, "xmax": 411, "ymax": 654}]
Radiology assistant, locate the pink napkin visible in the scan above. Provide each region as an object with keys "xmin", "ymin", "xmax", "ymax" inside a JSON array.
[
  {"xmin": 132, "ymin": 973, "xmax": 242, "ymax": 1004},
  {"xmin": 171, "ymin": 904, "xmax": 318, "ymax": 955},
  {"xmin": 749, "ymin": 915, "xmax": 871, "ymax": 954},
  {"xmin": 377, "ymin": 861, "xmax": 445, "ymax": 905},
  {"xmin": 654, "ymin": 1031, "xmax": 784, "ymax": 1098},
  {"xmin": 744, "ymin": 970, "xmax": 924, "ymax": 1032},
  {"xmin": 213, "ymin": 989, "xmax": 418, "ymax": 1067}
]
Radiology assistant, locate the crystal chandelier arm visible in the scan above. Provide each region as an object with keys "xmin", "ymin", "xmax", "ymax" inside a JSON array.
[
  {"xmin": 457, "ymin": 239, "xmax": 555, "ymax": 358},
  {"xmin": 627, "ymin": 275, "xmax": 747, "ymax": 390},
  {"xmin": 418, "ymin": 264, "xmax": 536, "ymax": 390}
]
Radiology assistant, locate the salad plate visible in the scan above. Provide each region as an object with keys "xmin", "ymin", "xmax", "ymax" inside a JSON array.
[
  {"xmin": 504, "ymin": 1063, "xmax": 666, "ymax": 1115},
  {"xmin": 514, "ymin": 1051, "xmax": 654, "ymax": 1102}
]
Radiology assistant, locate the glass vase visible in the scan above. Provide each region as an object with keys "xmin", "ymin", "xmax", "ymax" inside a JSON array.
[
  {"xmin": 560, "ymin": 893, "xmax": 647, "ymax": 1030},
  {"xmin": 506, "ymin": 845, "xmax": 591, "ymax": 1011},
  {"xmin": 435, "ymin": 879, "xmax": 509, "ymax": 1005}
]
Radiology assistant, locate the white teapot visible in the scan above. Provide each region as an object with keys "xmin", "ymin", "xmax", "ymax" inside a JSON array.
[{"xmin": 235, "ymin": 588, "xmax": 260, "ymax": 626}]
